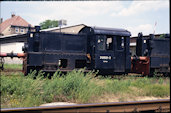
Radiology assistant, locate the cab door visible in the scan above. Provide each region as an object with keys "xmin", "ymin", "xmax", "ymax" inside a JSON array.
[
  {"xmin": 114, "ymin": 36, "xmax": 125, "ymax": 72},
  {"xmin": 94, "ymin": 35, "xmax": 115, "ymax": 70}
]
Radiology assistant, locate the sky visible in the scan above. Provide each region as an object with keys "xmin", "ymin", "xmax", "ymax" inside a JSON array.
[{"xmin": 0, "ymin": 0, "xmax": 170, "ymax": 36}]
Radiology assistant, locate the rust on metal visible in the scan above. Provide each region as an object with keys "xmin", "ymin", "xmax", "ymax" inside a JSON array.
[
  {"xmin": 0, "ymin": 53, "xmax": 7, "ymax": 57},
  {"xmin": 131, "ymin": 56, "xmax": 150, "ymax": 75},
  {"xmin": 17, "ymin": 53, "xmax": 26, "ymax": 58},
  {"xmin": 0, "ymin": 52, "xmax": 26, "ymax": 58},
  {"xmin": 1, "ymin": 99, "xmax": 170, "ymax": 113}
]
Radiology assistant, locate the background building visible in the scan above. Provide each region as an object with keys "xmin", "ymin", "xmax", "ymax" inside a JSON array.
[
  {"xmin": 0, "ymin": 14, "xmax": 32, "ymax": 36},
  {"xmin": 0, "ymin": 14, "xmax": 32, "ymax": 64}
]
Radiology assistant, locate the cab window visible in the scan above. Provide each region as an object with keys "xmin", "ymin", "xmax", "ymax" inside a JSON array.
[
  {"xmin": 97, "ymin": 35, "xmax": 106, "ymax": 51},
  {"xmin": 116, "ymin": 36, "xmax": 125, "ymax": 50},
  {"xmin": 97, "ymin": 35, "xmax": 113, "ymax": 51},
  {"xmin": 106, "ymin": 36, "xmax": 113, "ymax": 50}
]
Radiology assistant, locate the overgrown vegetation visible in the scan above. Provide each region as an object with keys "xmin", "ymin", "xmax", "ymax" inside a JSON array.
[
  {"xmin": 4, "ymin": 64, "xmax": 22, "ymax": 70},
  {"xmin": 1, "ymin": 68, "xmax": 170, "ymax": 108}
]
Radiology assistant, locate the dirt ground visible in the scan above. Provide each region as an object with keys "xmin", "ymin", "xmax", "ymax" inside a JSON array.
[{"xmin": 40, "ymin": 96, "xmax": 170, "ymax": 106}]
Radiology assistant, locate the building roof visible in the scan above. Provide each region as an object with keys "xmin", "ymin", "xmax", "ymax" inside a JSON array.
[
  {"xmin": 41, "ymin": 24, "xmax": 86, "ymax": 32},
  {"xmin": 0, "ymin": 15, "xmax": 31, "ymax": 33},
  {"xmin": 0, "ymin": 33, "xmax": 27, "ymax": 44}
]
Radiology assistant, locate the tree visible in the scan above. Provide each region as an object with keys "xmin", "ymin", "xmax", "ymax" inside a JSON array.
[
  {"xmin": 159, "ymin": 34, "xmax": 165, "ymax": 38},
  {"xmin": 39, "ymin": 20, "xmax": 58, "ymax": 30}
]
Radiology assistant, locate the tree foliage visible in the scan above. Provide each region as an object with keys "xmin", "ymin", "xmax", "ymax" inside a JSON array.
[
  {"xmin": 39, "ymin": 20, "xmax": 58, "ymax": 30},
  {"xmin": 159, "ymin": 34, "xmax": 166, "ymax": 38}
]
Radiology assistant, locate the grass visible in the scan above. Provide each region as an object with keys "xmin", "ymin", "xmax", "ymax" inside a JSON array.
[
  {"xmin": 1, "ymin": 64, "xmax": 23, "ymax": 76},
  {"xmin": 3, "ymin": 64, "xmax": 22, "ymax": 70},
  {"xmin": 1, "ymin": 66, "xmax": 170, "ymax": 108},
  {"xmin": 1, "ymin": 70, "xmax": 103, "ymax": 108}
]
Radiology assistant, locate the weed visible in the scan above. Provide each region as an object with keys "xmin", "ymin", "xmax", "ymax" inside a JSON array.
[
  {"xmin": 4, "ymin": 64, "xmax": 22, "ymax": 70},
  {"xmin": 1, "ymin": 68, "xmax": 170, "ymax": 108},
  {"xmin": 143, "ymin": 84, "xmax": 170, "ymax": 97}
]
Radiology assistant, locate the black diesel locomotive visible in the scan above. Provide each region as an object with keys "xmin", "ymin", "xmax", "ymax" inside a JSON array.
[
  {"xmin": 23, "ymin": 26, "xmax": 131, "ymax": 75},
  {"xmin": 1, "ymin": 25, "xmax": 170, "ymax": 76}
]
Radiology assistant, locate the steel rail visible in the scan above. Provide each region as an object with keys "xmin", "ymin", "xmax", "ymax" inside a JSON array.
[{"xmin": 1, "ymin": 99, "xmax": 170, "ymax": 113}]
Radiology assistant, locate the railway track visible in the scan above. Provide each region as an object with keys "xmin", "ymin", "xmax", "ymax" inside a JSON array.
[
  {"xmin": 1, "ymin": 99, "xmax": 170, "ymax": 113},
  {"xmin": 1, "ymin": 69, "xmax": 22, "ymax": 72},
  {"xmin": 0, "ymin": 69, "xmax": 23, "ymax": 75}
]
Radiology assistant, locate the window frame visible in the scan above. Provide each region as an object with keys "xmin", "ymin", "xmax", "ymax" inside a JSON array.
[
  {"xmin": 96, "ymin": 35, "xmax": 106, "ymax": 51},
  {"xmin": 20, "ymin": 28, "xmax": 24, "ymax": 33},
  {"xmin": 15, "ymin": 27, "xmax": 19, "ymax": 33},
  {"xmin": 116, "ymin": 36, "xmax": 125, "ymax": 51},
  {"xmin": 96, "ymin": 35, "xmax": 114, "ymax": 52}
]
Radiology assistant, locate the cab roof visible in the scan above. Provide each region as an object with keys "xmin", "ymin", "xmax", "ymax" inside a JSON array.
[{"xmin": 79, "ymin": 26, "xmax": 131, "ymax": 37}]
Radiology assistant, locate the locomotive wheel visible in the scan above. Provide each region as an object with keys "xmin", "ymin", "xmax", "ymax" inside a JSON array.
[
  {"xmin": 25, "ymin": 66, "xmax": 34, "ymax": 76},
  {"xmin": 163, "ymin": 72, "xmax": 170, "ymax": 77},
  {"xmin": 149, "ymin": 68, "xmax": 155, "ymax": 77}
]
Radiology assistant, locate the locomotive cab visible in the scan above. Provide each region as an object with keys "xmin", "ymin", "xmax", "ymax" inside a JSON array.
[{"xmin": 79, "ymin": 26, "xmax": 131, "ymax": 74}]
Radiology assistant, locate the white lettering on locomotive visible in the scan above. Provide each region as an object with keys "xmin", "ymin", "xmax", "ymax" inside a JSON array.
[{"xmin": 100, "ymin": 56, "xmax": 112, "ymax": 60}]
